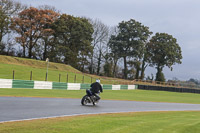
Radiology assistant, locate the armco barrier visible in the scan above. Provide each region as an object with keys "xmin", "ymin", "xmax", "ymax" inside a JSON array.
[
  {"xmin": 0, "ymin": 79, "xmax": 136, "ymax": 90},
  {"xmin": 120, "ymin": 85, "xmax": 128, "ymax": 90},
  {"xmin": 128, "ymin": 85, "xmax": 136, "ymax": 90},
  {"xmin": 112, "ymin": 85, "xmax": 120, "ymax": 90},
  {"xmin": 80, "ymin": 84, "xmax": 90, "ymax": 90},
  {"xmin": 53, "ymin": 82, "xmax": 67, "ymax": 89},
  {"xmin": 67, "ymin": 83, "xmax": 81, "ymax": 90},
  {"xmin": 0, "ymin": 79, "xmax": 12, "ymax": 88},
  {"xmin": 103, "ymin": 84, "xmax": 112, "ymax": 90},
  {"xmin": 137, "ymin": 85, "xmax": 200, "ymax": 94},
  {"xmin": 13, "ymin": 80, "xmax": 34, "ymax": 89},
  {"xmin": 34, "ymin": 81, "xmax": 52, "ymax": 89}
]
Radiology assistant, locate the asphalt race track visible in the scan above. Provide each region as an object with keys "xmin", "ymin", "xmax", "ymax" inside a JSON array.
[{"xmin": 1, "ymin": 96, "xmax": 200, "ymax": 122}]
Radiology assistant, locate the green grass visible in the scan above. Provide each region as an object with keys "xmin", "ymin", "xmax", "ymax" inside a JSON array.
[
  {"xmin": 0, "ymin": 63, "xmax": 92, "ymax": 83},
  {"xmin": 0, "ymin": 55, "xmax": 130, "ymax": 84},
  {"xmin": 1, "ymin": 89, "xmax": 200, "ymax": 104},
  {"xmin": 1, "ymin": 111, "xmax": 200, "ymax": 133}
]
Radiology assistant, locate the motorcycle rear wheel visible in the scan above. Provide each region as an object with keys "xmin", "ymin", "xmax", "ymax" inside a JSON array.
[{"xmin": 81, "ymin": 95, "xmax": 90, "ymax": 105}]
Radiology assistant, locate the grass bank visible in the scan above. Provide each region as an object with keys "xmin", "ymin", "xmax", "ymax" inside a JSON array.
[
  {"xmin": 1, "ymin": 89, "xmax": 200, "ymax": 104},
  {"xmin": 0, "ymin": 55, "xmax": 130, "ymax": 84},
  {"xmin": 1, "ymin": 111, "xmax": 200, "ymax": 133}
]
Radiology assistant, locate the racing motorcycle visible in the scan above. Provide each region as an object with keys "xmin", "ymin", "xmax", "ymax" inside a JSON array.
[{"xmin": 81, "ymin": 89, "xmax": 100, "ymax": 106}]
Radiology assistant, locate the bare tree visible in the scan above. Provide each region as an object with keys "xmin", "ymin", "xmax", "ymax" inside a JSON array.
[
  {"xmin": 0, "ymin": 0, "xmax": 25, "ymax": 43},
  {"xmin": 89, "ymin": 18, "xmax": 109, "ymax": 75}
]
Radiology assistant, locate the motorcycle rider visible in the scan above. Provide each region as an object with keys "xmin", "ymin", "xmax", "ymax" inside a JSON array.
[{"xmin": 90, "ymin": 79, "xmax": 103, "ymax": 100}]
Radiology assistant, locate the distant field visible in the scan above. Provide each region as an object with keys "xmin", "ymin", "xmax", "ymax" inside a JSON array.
[
  {"xmin": 0, "ymin": 55, "xmax": 130, "ymax": 84},
  {"xmin": 1, "ymin": 89, "xmax": 200, "ymax": 104},
  {"xmin": 1, "ymin": 111, "xmax": 200, "ymax": 133}
]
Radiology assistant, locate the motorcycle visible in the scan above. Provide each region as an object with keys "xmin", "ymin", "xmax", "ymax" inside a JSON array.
[{"xmin": 81, "ymin": 89, "xmax": 100, "ymax": 106}]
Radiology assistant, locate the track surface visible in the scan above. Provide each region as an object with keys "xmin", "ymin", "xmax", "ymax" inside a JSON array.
[{"xmin": 1, "ymin": 96, "xmax": 200, "ymax": 122}]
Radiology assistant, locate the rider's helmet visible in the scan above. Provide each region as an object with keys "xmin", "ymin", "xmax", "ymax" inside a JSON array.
[{"xmin": 96, "ymin": 79, "xmax": 100, "ymax": 83}]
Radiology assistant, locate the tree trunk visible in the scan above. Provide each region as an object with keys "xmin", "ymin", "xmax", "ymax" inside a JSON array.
[
  {"xmin": 28, "ymin": 36, "xmax": 33, "ymax": 58},
  {"xmin": 123, "ymin": 56, "xmax": 127, "ymax": 79},
  {"xmin": 156, "ymin": 65, "xmax": 165, "ymax": 82},
  {"xmin": 23, "ymin": 44, "xmax": 25, "ymax": 57},
  {"xmin": 135, "ymin": 67, "xmax": 140, "ymax": 79},
  {"xmin": 28, "ymin": 45, "xmax": 32, "ymax": 58},
  {"xmin": 112, "ymin": 60, "xmax": 118, "ymax": 78},
  {"xmin": 90, "ymin": 52, "xmax": 94, "ymax": 74},
  {"xmin": 97, "ymin": 50, "xmax": 102, "ymax": 75},
  {"xmin": 0, "ymin": 32, "xmax": 2, "ymax": 43},
  {"xmin": 140, "ymin": 57, "xmax": 146, "ymax": 79},
  {"xmin": 43, "ymin": 38, "xmax": 47, "ymax": 61}
]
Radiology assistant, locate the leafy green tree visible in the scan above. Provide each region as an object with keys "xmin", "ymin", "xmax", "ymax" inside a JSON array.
[
  {"xmin": 111, "ymin": 19, "xmax": 152, "ymax": 79},
  {"xmin": 140, "ymin": 42, "xmax": 149, "ymax": 79},
  {"xmin": 108, "ymin": 35, "xmax": 121, "ymax": 77},
  {"xmin": 146, "ymin": 33, "xmax": 182, "ymax": 82},
  {"xmin": 52, "ymin": 14, "xmax": 93, "ymax": 70},
  {"xmin": 103, "ymin": 54, "xmax": 113, "ymax": 77},
  {"xmin": 127, "ymin": 59, "xmax": 141, "ymax": 79}
]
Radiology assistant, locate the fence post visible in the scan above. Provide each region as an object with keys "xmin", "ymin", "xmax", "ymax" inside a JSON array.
[
  {"xmin": 30, "ymin": 71, "xmax": 32, "ymax": 80},
  {"xmin": 91, "ymin": 77, "xmax": 92, "ymax": 83},
  {"xmin": 59, "ymin": 74, "xmax": 61, "ymax": 82},
  {"xmin": 66, "ymin": 73, "xmax": 68, "ymax": 83},
  {"xmin": 45, "ymin": 72, "xmax": 47, "ymax": 81},
  {"xmin": 13, "ymin": 70, "xmax": 15, "ymax": 80},
  {"xmin": 74, "ymin": 74, "xmax": 76, "ymax": 83},
  {"xmin": 82, "ymin": 75, "xmax": 84, "ymax": 83}
]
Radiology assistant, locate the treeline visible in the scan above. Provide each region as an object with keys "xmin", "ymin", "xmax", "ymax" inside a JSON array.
[{"xmin": 0, "ymin": 0, "xmax": 183, "ymax": 81}]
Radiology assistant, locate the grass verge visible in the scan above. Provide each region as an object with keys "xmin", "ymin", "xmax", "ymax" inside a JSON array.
[
  {"xmin": 1, "ymin": 89, "xmax": 200, "ymax": 104},
  {"xmin": 0, "ymin": 111, "xmax": 200, "ymax": 133}
]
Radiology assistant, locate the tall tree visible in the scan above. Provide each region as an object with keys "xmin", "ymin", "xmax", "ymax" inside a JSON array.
[
  {"xmin": 52, "ymin": 14, "xmax": 93, "ymax": 69},
  {"xmin": 38, "ymin": 7, "xmax": 59, "ymax": 60},
  {"xmin": 112, "ymin": 19, "xmax": 152, "ymax": 79},
  {"xmin": 11, "ymin": 7, "xmax": 59, "ymax": 58},
  {"xmin": 38, "ymin": 5, "xmax": 60, "ymax": 60},
  {"xmin": 89, "ymin": 19, "xmax": 109, "ymax": 74},
  {"xmin": 0, "ymin": 0, "xmax": 24, "ymax": 43},
  {"xmin": 140, "ymin": 42, "xmax": 150, "ymax": 79},
  {"xmin": 107, "ymin": 26, "xmax": 120, "ymax": 77},
  {"xmin": 146, "ymin": 33, "xmax": 182, "ymax": 82},
  {"xmin": 108, "ymin": 35, "xmax": 121, "ymax": 77}
]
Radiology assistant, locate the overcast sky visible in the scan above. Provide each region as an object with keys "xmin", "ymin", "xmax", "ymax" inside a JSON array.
[{"xmin": 16, "ymin": 0, "xmax": 200, "ymax": 80}]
